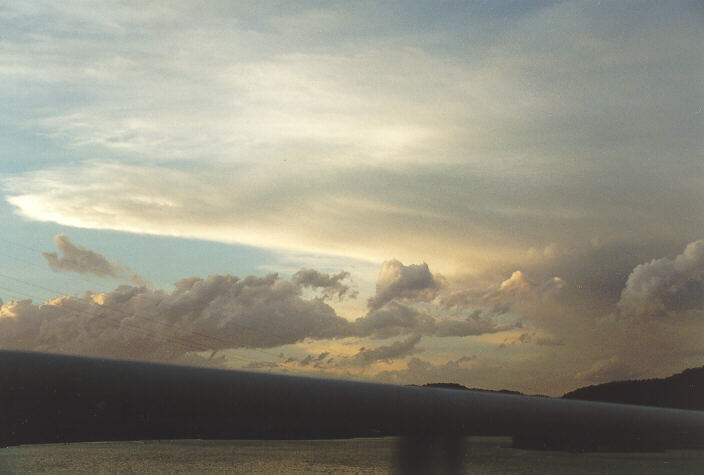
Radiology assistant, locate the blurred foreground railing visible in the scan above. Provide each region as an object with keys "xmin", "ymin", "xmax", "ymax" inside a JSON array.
[{"xmin": 1, "ymin": 350, "xmax": 703, "ymax": 472}]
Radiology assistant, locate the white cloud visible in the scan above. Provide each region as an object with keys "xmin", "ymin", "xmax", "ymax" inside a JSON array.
[{"xmin": 618, "ymin": 240, "xmax": 704, "ymax": 319}]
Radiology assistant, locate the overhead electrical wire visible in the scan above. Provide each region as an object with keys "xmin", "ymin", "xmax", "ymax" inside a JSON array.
[{"xmin": 0, "ymin": 237, "xmax": 326, "ymax": 366}]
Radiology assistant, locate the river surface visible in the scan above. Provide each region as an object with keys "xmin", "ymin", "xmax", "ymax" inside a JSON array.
[{"xmin": 1, "ymin": 437, "xmax": 702, "ymax": 473}]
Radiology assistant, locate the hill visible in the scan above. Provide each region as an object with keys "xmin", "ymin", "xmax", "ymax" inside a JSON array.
[
  {"xmin": 562, "ymin": 366, "xmax": 704, "ymax": 411},
  {"xmin": 419, "ymin": 382, "xmax": 524, "ymax": 396}
]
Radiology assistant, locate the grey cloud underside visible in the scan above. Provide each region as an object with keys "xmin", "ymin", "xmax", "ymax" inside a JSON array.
[
  {"xmin": 287, "ymin": 334, "xmax": 424, "ymax": 370},
  {"xmin": 291, "ymin": 268, "xmax": 357, "ymax": 300},
  {"xmin": 0, "ymin": 269, "xmax": 506, "ymax": 362},
  {"xmin": 431, "ymin": 239, "xmax": 704, "ymax": 387},
  {"xmin": 349, "ymin": 334, "xmax": 422, "ymax": 367},
  {"xmin": 368, "ymin": 260, "xmax": 439, "ymax": 310},
  {"xmin": 0, "ymin": 274, "xmax": 348, "ymax": 360}
]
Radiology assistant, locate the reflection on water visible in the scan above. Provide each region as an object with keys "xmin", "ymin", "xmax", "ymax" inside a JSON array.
[{"xmin": 1, "ymin": 437, "xmax": 703, "ymax": 474}]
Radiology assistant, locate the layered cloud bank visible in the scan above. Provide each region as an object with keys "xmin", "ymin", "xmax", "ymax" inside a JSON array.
[
  {"xmin": 1, "ymin": 1, "xmax": 702, "ymax": 394},
  {"xmin": 2, "ymin": 1, "xmax": 702, "ymax": 273},
  {"xmin": 0, "ymin": 238, "xmax": 512, "ymax": 364},
  {"xmin": 2, "ymin": 237, "xmax": 703, "ymax": 393}
]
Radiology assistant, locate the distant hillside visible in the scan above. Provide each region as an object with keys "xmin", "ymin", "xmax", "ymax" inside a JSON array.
[
  {"xmin": 418, "ymin": 382, "xmax": 524, "ymax": 396},
  {"xmin": 417, "ymin": 371, "xmax": 704, "ymax": 451},
  {"xmin": 562, "ymin": 366, "xmax": 704, "ymax": 411}
]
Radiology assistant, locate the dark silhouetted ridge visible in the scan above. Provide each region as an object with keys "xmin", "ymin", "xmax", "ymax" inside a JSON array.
[
  {"xmin": 562, "ymin": 366, "xmax": 704, "ymax": 411},
  {"xmin": 420, "ymin": 382, "xmax": 523, "ymax": 396}
]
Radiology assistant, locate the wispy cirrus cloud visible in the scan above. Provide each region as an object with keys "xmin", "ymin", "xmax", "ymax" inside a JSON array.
[{"xmin": 2, "ymin": 1, "xmax": 702, "ymax": 276}]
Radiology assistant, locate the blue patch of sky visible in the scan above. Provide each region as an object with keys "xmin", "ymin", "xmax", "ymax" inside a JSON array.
[
  {"xmin": 0, "ymin": 126, "xmax": 80, "ymax": 175},
  {"xmin": 0, "ymin": 199, "xmax": 280, "ymax": 303}
]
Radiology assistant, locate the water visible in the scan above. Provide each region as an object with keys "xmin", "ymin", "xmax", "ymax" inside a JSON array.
[{"xmin": 1, "ymin": 437, "xmax": 702, "ymax": 474}]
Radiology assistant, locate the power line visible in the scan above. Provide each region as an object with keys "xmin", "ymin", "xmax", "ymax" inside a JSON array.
[
  {"xmin": 0, "ymin": 236, "xmax": 316, "ymax": 357},
  {"xmin": 0, "ymin": 235, "xmax": 337, "ymax": 366}
]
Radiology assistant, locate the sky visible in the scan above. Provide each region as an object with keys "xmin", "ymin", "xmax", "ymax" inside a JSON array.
[{"xmin": 0, "ymin": 0, "xmax": 702, "ymax": 395}]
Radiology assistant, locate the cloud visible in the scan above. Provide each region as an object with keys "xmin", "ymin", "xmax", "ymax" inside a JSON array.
[
  {"xmin": 348, "ymin": 334, "xmax": 422, "ymax": 367},
  {"xmin": 0, "ymin": 273, "xmax": 350, "ymax": 361},
  {"xmin": 575, "ymin": 358, "xmax": 638, "ymax": 384},
  {"xmin": 535, "ymin": 336, "xmax": 565, "ymax": 347},
  {"xmin": 617, "ymin": 240, "xmax": 704, "ymax": 319},
  {"xmin": 350, "ymin": 302, "xmax": 432, "ymax": 339},
  {"xmin": 434, "ymin": 310, "xmax": 514, "ymax": 337},
  {"xmin": 4, "ymin": 3, "xmax": 701, "ymax": 275},
  {"xmin": 566, "ymin": 240, "xmax": 704, "ymax": 383},
  {"xmin": 498, "ymin": 270, "xmax": 532, "ymax": 293},
  {"xmin": 368, "ymin": 260, "xmax": 440, "ymax": 310},
  {"xmin": 280, "ymin": 334, "xmax": 423, "ymax": 372},
  {"xmin": 376, "ymin": 355, "xmax": 479, "ymax": 386},
  {"xmin": 43, "ymin": 234, "xmax": 148, "ymax": 286},
  {"xmin": 0, "ymin": 260, "xmax": 512, "ymax": 363},
  {"xmin": 291, "ymin": 268, "xmax": 357, "ymax": 300},
  {"xmin": 1, "ymin": 1, "xmax": 702, "ymax": 393}
]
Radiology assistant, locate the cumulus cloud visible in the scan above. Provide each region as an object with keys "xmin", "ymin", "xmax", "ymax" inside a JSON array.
[
  {"xmin": 368, "ymin": 260, "xmax": 440, "ymax": 310},
  {"xmin": 0, "ymin": 273, "xmax": 350, "ymax": 361},
  {"xmin": 43, "ymin": 234, "xmax": 148, "ymax": 285},
  {"xmin": 231, "ymin": 243, "xmax": 703, "ymax": 390},
  {"xmin": 561, "ymin": 240, "xmax": 704, "ymax": 384},
  {"xmin": 351, "ymin": 302, "xmax": 432, "ymax": 339},
  {"xmin": 434, "ymin": 310, "xmax": 514, "ymax": 337},
  {"xmin": 291, "ymin": 268, "xmax": 356, "ymax": 300},
  {"xmin": 617, "ymin": 240, "xmax": 704, "ymax": 319},
  {"xmin": 499, "ymin": 270, "xmax": 532, "ymax": 293},
  {"xmin": 349, "ymin": 334, "xmax": 422, "ymax": 367},
  {"xmin": 0, "ymin": 259, "xmax": 513, "ymax": 363}
]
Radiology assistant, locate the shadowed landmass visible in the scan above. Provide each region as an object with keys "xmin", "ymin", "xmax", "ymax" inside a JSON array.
[
  {"xmin": 562, "ymin": 366, "xmax": 704, "ymax": 411},
  {"xmin": 417, "ymin": 366, "xmax": 704, "ymax": 411},
  {"xmin": 419, "ymin": 366, "xmax": 704, "ymax": 451},
  {"xmin": 418, "ymin": 383, "xmax": 524, "ymax": 396},
  {"xmin": 1, "ymin": 351, "xmax": 703, "ymax": 455}
]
